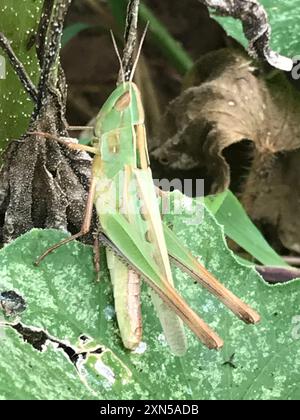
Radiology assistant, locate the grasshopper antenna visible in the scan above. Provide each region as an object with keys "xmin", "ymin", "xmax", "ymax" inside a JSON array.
[
  {"xmin": 129, "ymin": 22, "xmax": 149, "ymax": 83},
  {"xmin": 110, "ymin": 31, "xmax": 126, "ymax": 87}
]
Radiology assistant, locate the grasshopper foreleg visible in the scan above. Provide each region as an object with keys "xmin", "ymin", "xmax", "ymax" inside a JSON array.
[
  {"xmin": 35, "ymin": 175, "xmax": 96, "ymax": 266},
  {"xmin": 67, "ymin": 126, "xmax": 94, "ymax": 132},
  {"xmin": 29, "ymin": 131, "xmax": 98, "ymax": 154}
]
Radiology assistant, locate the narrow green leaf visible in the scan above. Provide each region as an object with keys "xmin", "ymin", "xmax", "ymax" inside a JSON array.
[
  {"xmin": 138, "ymin": 3, "xmax": 193, "ymax": 74},
  {"xmin": 209, "ymin": 190, "xmax": 288, "ymax": 267},
  {"xmin": 62, "ymin": 23, "xmax": 94, "ymax": 48},
  {"xmin": 205, "ymin": 190, "xmax": 228, "ymax": 215},
  {"xmin": 107, "ymin": 0, "xmax": 193, "ymax": 74},
  {"xmin": 107, "ymin": 0, "xmax": 127, "ymax": 27}
]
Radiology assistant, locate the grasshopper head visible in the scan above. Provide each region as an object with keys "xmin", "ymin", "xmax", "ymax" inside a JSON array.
[
  {"xmin": 94, "ymin": 82, "xmax": 144, "ymax": 139},
  {"xmin": 93, "ymin": 82, "xmax": 145, "ymax": 175}
]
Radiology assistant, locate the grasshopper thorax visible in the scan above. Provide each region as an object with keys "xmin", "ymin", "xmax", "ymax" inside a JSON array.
[{"xmin": 94, "ymin": 82, "xmax": 144, "ymax": 139}]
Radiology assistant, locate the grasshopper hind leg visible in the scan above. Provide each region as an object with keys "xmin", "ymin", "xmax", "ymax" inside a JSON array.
[{"xmin": 93, "ymin": 234, "xmax": 101, "ymax": 283}]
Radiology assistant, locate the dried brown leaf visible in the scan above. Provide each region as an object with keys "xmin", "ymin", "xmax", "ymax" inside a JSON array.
[{"xmin": 152, "ymin": 48, "xmax": 300, "ymax": 252}]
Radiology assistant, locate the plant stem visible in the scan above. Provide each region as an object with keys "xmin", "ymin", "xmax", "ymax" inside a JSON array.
[{"xmin": 107, "ymin": 0, "xmax": 193, "ymax": 75}]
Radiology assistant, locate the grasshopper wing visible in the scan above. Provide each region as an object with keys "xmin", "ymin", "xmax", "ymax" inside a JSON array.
[{"xmin": 97, "ymin": 203, "xmax": 223, "ymax": 352}]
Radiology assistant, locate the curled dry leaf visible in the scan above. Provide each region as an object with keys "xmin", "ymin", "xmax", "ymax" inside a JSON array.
[{"xmin": 152, "ymin": 48, "xmax": 300, "ymax": 253}]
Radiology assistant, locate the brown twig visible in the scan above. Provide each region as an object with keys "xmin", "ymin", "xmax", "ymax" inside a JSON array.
[
  {"xmin": 0, "ymin": 33, "xmax": 38, "ymax": 101},
  {"xmin": 119, "ymin": 0, "xmax": 140, "ymax": 82},
  {"xmin": 199, "ymin": 0, "xmax": 293, "ymax": 71}
]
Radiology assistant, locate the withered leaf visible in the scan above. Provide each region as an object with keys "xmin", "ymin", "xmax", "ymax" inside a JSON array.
[{"xmin": 152, "ymin": 48, "xmax": 300, "ymax": 252}]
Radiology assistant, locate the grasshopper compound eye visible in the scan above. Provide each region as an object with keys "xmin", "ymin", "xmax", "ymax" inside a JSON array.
[{"xmin": 0, "ymin": 291, "xmax": 26, "ymax": 316}]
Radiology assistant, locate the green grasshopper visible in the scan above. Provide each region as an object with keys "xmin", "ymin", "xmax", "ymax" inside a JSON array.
[{"xmin": 33, "ymin": 35, "xmax": 260, "ymax": 357}]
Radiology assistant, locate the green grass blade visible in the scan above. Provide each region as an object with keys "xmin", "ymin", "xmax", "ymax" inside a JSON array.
[
  {"xmin": 62, "ymin": 23, "xmax": 94, "ymax": 48},
  {"xmin": 204, "ymin": 190, "xmax": 228, "ymax": 215},
  {"xmin": 107, "ymin": 0, "xmax": 127, "ymax": 27},
  {"xmin": 107, "ymin": 0, "xmax": 193, "ymax": 74},
  {"xmin": 139, "ymin": 3, "xmax": 193, "ymax": 74},
  {"xmin": 206, "ymin": 190, "xmax": 288, "ymax": 267}
]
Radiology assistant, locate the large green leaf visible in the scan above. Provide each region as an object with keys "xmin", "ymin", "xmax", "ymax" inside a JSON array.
[
  {"xmin": 206, "ymin": 191, "xmax": 288, "ymax": 267},
  {"xmin": 212, "ymin": 0, "xmax": 300, "ymax": 57},
  {"xmin": 0, "ymin": 328, "xmax": 94, "ymax": 400},
  {"xmin": 0, "ymin": 197, "xmax": 299, "ymax": 400},
  {"xmin": 0, "ymin": 0, "xmax": 42, "ymax": 151}
]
